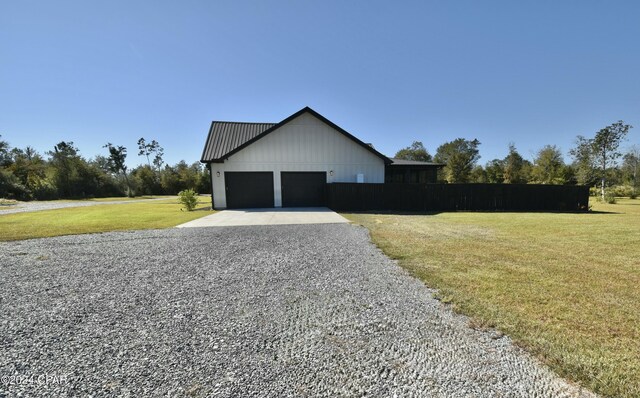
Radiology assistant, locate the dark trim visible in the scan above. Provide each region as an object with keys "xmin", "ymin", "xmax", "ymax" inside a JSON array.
[
  {"xmin": 201, "ymin": 107, "xmax": 392, "ymax": 164},
  {"xmin": 388, "ymin": 161, "xmax": 445, "ymax": 167}
]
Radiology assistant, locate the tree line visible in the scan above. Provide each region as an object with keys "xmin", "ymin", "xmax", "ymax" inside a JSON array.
[
  {"xmin": 0, "ymin": 137, "xmax": 211, "ymax": 201},
  {"xmin": 395, "ymin": 120, "xmax": 639, "ymax": 200}
]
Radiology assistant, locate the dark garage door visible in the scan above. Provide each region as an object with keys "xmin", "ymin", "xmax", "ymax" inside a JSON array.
[
  {"xmin": 281, "ymin": 172, "xmax": 327, "ymax": 207},
  {"xmin": 225, "ymin": 172, "xmax": 274, "ymax": 209}
]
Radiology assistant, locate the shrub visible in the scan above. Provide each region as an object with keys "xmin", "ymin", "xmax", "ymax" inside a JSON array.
[
  {"xmin": 178, "ymin": 189, "xmax": 198, "ymax": 211},
  {"xmin": 611, "ymin": 185, "xmax": 634, "ymax": 198},
  {"xmin": 0, "ymin": 168, "xmax": 31, "ymax": 200},
  {"xmin": 593, "ymin": 189, "xmax": 617, "ymax": 204},
  {"xmin": 31, "ymin": 178, "xmax": 58, "ymax": 200},
  {"xmin": 599, "ymin": 191, "xmax": 617, "ymax": 204}
]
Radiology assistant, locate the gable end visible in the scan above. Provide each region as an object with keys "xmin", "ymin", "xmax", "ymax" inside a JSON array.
[{"xmin": 200, "ymin": 107, "xmax": 391, "ymax": 164}]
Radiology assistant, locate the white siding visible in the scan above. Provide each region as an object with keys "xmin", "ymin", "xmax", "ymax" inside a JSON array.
[{"xmin": 210, "ymin": 112, "xmax": 385, "ymax": 208}]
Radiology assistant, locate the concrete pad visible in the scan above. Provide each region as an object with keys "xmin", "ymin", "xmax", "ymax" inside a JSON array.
[{"xmin": 176, "ymin": 207, "xmax": 349, "ymax": 228}]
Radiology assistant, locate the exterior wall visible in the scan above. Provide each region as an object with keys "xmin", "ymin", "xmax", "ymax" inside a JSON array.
[{"xmin": 210, "ymin": 112, "xmax": 385, "ymax": 209}]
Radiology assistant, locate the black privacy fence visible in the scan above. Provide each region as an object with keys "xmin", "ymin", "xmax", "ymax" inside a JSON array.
[{"xmin": 326, "ymin": 183, "xmax": 590, "ymax": 212}]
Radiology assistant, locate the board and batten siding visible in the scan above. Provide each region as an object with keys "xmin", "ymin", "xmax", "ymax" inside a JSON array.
[{"xmin": 210, "ymin": 112, "xmax": 386, "ymax": 209}]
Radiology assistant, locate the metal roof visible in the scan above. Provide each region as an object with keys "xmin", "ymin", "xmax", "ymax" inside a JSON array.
[
  {"xmin": 200, "ymin": 107, "xmax": 391, "ymax": 164},
  {"xmin": 388, "ymin": 158, "xmax": 445, "ymax": 167},
  {"xmin": 200, "ymin": 122, "xmax": 275, "ymax": 162}
]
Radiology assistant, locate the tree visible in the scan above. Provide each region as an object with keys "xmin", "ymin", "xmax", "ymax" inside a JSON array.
[
  {"xmin": 48, "ymin": 142, "xmax": 80, "ymax": 198},
  {"xmin": 197, "ymin": 164, "xmax": 212, "ymax": 194},
  {"xmin": 434, "ymin": 138, "xmax": 481, "ymax": 183},
  {"xmin": 0, "ymin": 135, "xmax": 12, "ymax": 167},
  {"xmin": 622, "ymin": 146, "xmax": 640, "ymax": 196},
  {"xmin": 591, "ymin": 121, "xmax": 632, "ymax": 201},
  {"xmin": 152, "ymin": 145, "xmax": 164, "ymax": 171},
  {"xmin": 160, "ymin": 164, "xmax": 181, "ymax": 194},
  {"xmin": 394, "ymin": 141, "xmax": 433, "ymax": 162},
  {"xmin": 502, "ymin": 143, "xmax": 527, "ymax": 184},
  {"xmin": 90, "ymin": 155, "xmax": 112, "ymax": 174},
  {"xmin": 7, "ymin": 146, "xmax": 49, "ymax": 198},
  {"xmin": 531, "ymin": 145, "xmax": 566, "ymax": 184},
  {"xmin": 0, "ymin": 168, "xmax": 29, "ymax": 199},
  {"xmin": 485, "ymin": 159, "xmax": 505, "ymax": 183},
  {"xmin": 131, "ymin": 165, "xmax": 162, "ymax": 195},
  {"xmin": 470, "ymin": 165, "xmax": 487, "ymax": 183},
  {"xmin": 104, "ymin": 143, "xmax": 132, "ymax": 195},
  {"xmin": 137, "ymin": 138, "xmax": 164, "ymax": 171},
  {"xmin": 569, "ymin": 135, "xmax": 596, "ymax": 186}
]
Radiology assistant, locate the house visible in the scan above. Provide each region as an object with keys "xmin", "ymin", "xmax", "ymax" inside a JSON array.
[{"xmin": 200, "ymin": 107, "xmax": 442, "ymax": 209}]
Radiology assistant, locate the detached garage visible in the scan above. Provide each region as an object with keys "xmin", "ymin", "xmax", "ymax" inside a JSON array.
[{"xmin": 201, "ymin": 107, "xmax": 391, "ymax": 209}]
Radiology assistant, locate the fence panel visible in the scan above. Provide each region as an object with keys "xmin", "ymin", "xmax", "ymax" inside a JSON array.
[{"xmin": 326, "ymin": 183, "xmax": 589, "ymax": 212}]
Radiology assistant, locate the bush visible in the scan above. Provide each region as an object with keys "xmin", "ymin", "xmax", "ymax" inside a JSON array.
[
  {"xmin": 0, "ymin": 168, "xmax": 31, "ymax": 200},
  {"xmin": 611, "ymin": 185, "xmax": 634, "ymax": 198},
  {"xmin": 31, "ymin": 178, "xmax": 58, "ymax": 200},
  {"xmin": 596, "ymin": 191, "xmax": 617, "ymax": 204},
  {"xmin": 178, "ymin": 189, "xmax": 198, "ymax": 211}
]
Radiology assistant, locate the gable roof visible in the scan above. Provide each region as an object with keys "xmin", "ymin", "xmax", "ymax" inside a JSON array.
[
  {"xmin": 200, "ymin": 106, "xmax": 392, "ymax": 164},
  {"xmin": 201, "ymin": 122, "xmax": 275, "ymax": 162}
]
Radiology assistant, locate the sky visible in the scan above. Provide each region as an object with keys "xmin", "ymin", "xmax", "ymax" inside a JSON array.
[{"xmin": 1, "ymin": 0, "xmax": 639, "ymax": 168}]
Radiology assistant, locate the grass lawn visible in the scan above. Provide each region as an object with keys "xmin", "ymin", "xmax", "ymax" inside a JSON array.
[
  {"xmin": 344, "ymin": 198, "xmax": 640, "ymax": 398},
  {"xmin": 79, "ymin": 195, "xmax": 169, "ymax": 202},
  {"xmin": 0, "ymin": 199, "xmax": 212, "ymax": 241}
]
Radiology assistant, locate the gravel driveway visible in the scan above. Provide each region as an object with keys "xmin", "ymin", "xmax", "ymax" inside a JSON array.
[
  {"xmin": 0, "ymin": 197, "xmax": 169, "ymax": 215},
  {"xmin": 0, "ymin": 224, "xmax": 594, "ymax": 397}
]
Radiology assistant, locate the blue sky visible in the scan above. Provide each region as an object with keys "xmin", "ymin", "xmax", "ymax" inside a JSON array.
[{"xmin": 1, "ymin": 0, "xmax": 638, "ymax": 167}]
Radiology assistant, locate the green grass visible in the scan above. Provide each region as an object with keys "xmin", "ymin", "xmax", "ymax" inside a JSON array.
[
  {"xmin": 0, "ymin": 196, "xmax": 171, "ymax": 211},
  {"xmin": 0, "ymin": 199, "xmax": 212, "ymax": 241},
  {"xmin": 80, "ymin": 195, "xmax": 168, "ymax": 202},
  {"xmin": 344, "ymin": 198, "xmax": 640, "ymax": 398}
]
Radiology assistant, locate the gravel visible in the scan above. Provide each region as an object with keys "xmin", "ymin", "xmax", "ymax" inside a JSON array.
[
  {"xmin": 0, "ymin": 198, "xmax": 169, "ymax": 215},
  {"xmin": 0, "ymin": 224, "xmax": 596, "ymax": 397}
]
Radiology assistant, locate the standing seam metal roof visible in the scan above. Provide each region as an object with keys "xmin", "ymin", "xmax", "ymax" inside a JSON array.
[
  {"xmin": 200, "ymin": 122, "xmax": 275, "ymax": 162},
  {"xmin": 388, "ymin": 158, "xmax": 445, "ymax": 166}
]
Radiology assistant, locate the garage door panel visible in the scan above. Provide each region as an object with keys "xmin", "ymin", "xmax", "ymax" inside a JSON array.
[
  {"xmin": 281, "ymin": 172, "xmax": 326, "ymax": 207},
  {"xmin": 225, "ymin": 172, "xmax": 274, "ymax": 209}
]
